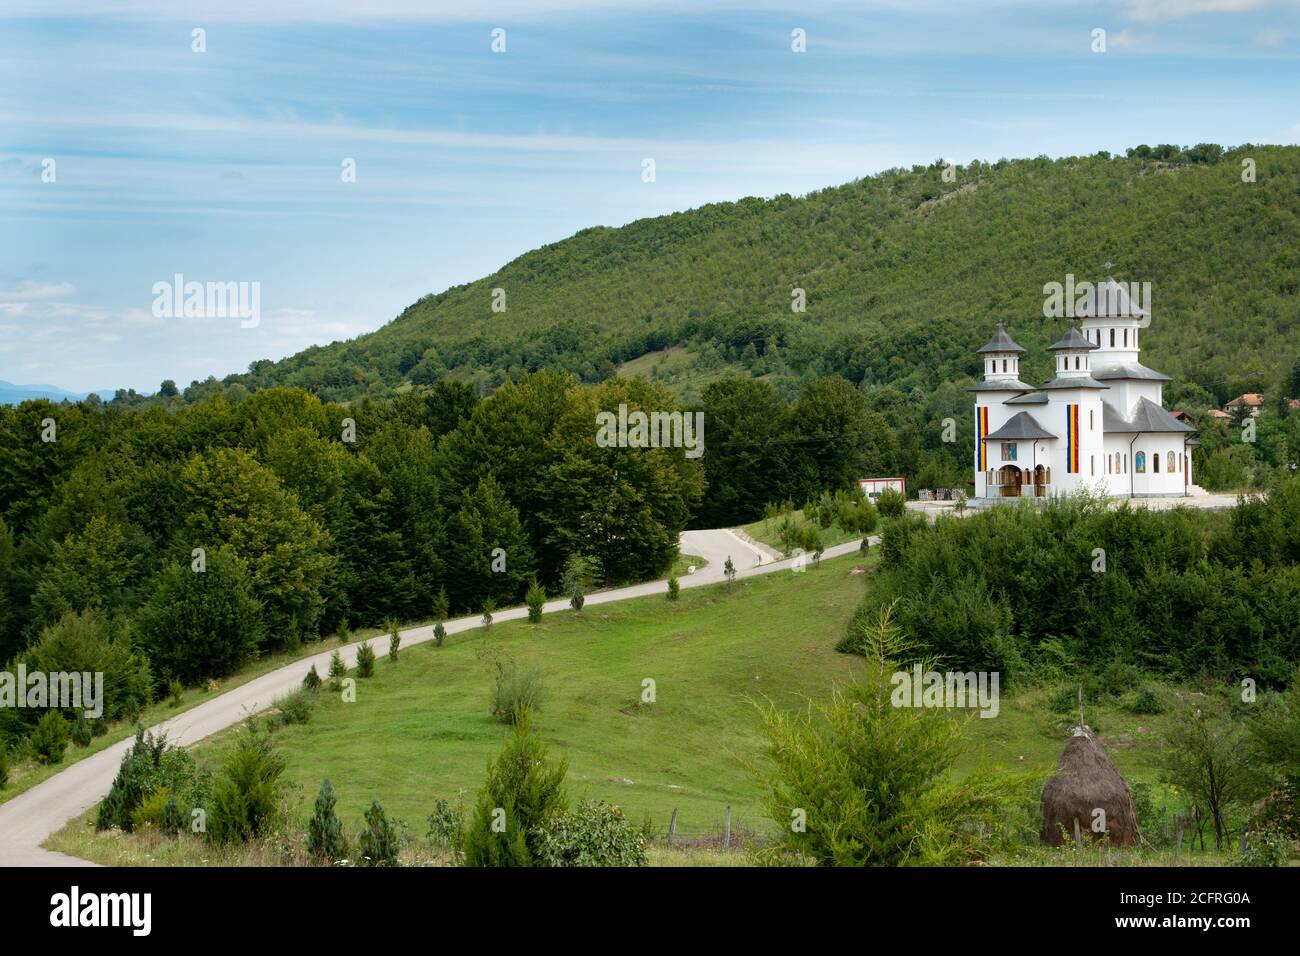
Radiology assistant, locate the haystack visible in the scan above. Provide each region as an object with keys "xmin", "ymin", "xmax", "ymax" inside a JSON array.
[{"xmin": 1039, "ymin": 727, "xmax": 1140, "ymax": 847}]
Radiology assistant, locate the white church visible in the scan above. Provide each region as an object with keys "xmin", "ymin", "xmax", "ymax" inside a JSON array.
[{"xmin": 972, "ymin": 276, "xmax": 1199, "ymax": 500}]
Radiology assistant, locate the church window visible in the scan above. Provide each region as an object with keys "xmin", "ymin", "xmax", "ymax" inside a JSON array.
[
  {"xmin": 1089, "ymin": 409, "xmax": 1094, "ymax": 429},
  {"xmin": 1109, "ymin": 328, "xmax": 1115, "ymax": 347},
  {"xmin": 1074, "ymin": 356, "xmax": 1080, "ymax": 370},
  {"xmin": 1114, "ymin": 452, "xmax": 1121, "ymax": 472},
  {"xmin": 1168, "ymin": 451, "xmax": 1176, "ymax": 472},
  {"xmin": 1090, "ymin": 455, "xmax": 1095, "ymax": 476},
  {"xmin": 1153, "ymin": 453, "xmax": 1160, "ymax": 473},
  {"xmin": 1135, "ymin": 451, "xmax": 1146, "ymax": 473},
  {"xmin": 1002, "ymin": 359, "xmax": 1007, "ymax": 372},
  {"xmin": 1123, "ymin": 328, "xmax": 1129, "ymax": 347}
]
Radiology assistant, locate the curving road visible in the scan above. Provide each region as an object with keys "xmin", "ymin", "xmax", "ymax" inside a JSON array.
[{"xmin": 0, "ymin": 528, "xmax": 868, "ymax": 866}]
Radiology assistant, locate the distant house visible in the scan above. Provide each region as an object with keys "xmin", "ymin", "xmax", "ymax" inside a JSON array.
[
  {"xmin": 1170, "ymin": 410, "xmax": 1195, "ymax": 424},
  {"xmin": 1225, "ymin": 393, "xmax": 1264, "ymax": 418},
  {"xmin": 1207, "ymin": 409, "xmax": 1231, "ymax": 422}
]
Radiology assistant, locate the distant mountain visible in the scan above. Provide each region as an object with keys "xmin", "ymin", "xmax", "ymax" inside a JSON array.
[
  {"xmin": 184, "ymin": 144, "xmax": 1300, "ymax": 408},
  {"xmin": 0, "ymin": 380, "xmax": 115, "ymax": 405}
]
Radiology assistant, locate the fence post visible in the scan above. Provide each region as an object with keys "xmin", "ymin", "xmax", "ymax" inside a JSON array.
[
  {"xmin": 1073, "ymin": 817, "xmax": 1082, "ymax": 848},
  {"xmin": 724, "ymin": 806, "xmax": 732, "ymax": 849},
  {"xmin": 667, "ymin": 808, "xmax": 677, "ymax": 848},
  {"xmin": 1175, "ymin": 819, "xmax": 1184, "ymax": 860}
]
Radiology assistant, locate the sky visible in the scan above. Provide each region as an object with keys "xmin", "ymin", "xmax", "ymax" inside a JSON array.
[{"xmin": 1, "ymin": 0, "xmax": 1297, "ymax": 394}]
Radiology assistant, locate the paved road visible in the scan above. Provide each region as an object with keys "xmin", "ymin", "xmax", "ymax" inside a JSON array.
[{"xmin": 0, "ymin": 529, "xmax": 868, "ymax": 866}]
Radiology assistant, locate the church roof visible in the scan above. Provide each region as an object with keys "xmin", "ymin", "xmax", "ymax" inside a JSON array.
[
  {"xmin": 976, "ymin": 325, "xmax": 1027, "ymax": 354},
  {"xmin": 1103, "ymin": 398, "xmax": 1197, "ymax": 434},
  {"xmin": 967, "ymin": 378, "xmax": 1035, "ymax": 393},
  {"xmin": 984, "ymin": 411, "xmax": 1057, "ymax": 441},
  {"xmin": 1047, "ymin": 325, "xmax": 1099, "ymax": 352},
  {"xmin": 1092, "ymin": 363, "xmax": 1173, "ymax": 382},
  {"xmin": 1075, "ymin": 276, "xmax": 1149, "ymax": 319},
  {"xmin": 1039, "ymin": 375, "xmax": 1109, "ymax": 390},
  {"xmin": 1004, "ymin": 391, "xmax": 1048, "ymax": 404}
]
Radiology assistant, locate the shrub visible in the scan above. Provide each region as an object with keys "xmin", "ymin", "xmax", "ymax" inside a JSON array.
[
  {"xmin": 463, "ymin": 715, "xmax": 568, "ymax": 867},
  {"xmin": 491, "ymin": 663, "xmax": 545, "ymax": 725},
  {"xmin": 1130, "ymin": 686, "xmax": 1165, "ymax": 715},
  {"xmin": 433, "ymin": 622, "xmax": 447, "ymax": 648},
  {"xmin": 667, "ymin": 573, "xmax": 680, "ymax": 601},
  {"xmin": 307, "ymin": 778, "xmax": 347, "ymax": 864},
  {"xmin": 358, "ymin": 799, "xmax": 402, "ymax": 866},
  {"xmin": 96, "ymin": 727, "xmax": 206, "ymax": 833},
  {"xmin": 274, "ymin": 688, "xmax": 314, "ymax": 726},
  {"xmin": 328, "ymin": 650, "xmax": 346, "ymax": 687},
  {"xmin": 209, "ymin": 729, "xmax": 285, "ymax": 844},
  {"xmin": 761, "ymin": 605, "xmax": 1027, "ymax": 866},
  {"xmin": 876, "ymin": 486, "xmax": 906, "ymax": 518},
  {"xmin": 481, "ymin": 598, "xmax": 496, "ymax": 629},
  {"xmin": 1048, "ymin": 686, "xmax": 1078, "ymax": 715},
  {"xmin": 71, "ymin": 712, "xmax": 93, "ymax": 748},
  {"xmin": 562, "ymin": 554, "xmax": 596, "ymax": 612},
  {"xmin": 530, "ymin": 801, "xmax": 648, "ymax": 867},
  {"xmin": 302, "ymin": 665, "xmax": 321, "ymax": 692},
  {"xmin": 167, "ymin": 678, "xmax": 184, "ymax": 707},
  {"xmin": 427, "ymin": 798, "xmax": 464, "ymax": 850},
  {"xmin": 526, "ymin": 580, "xmax": 546, "ymax": 623},
  {"xmin": 31, "ymin": 711, "xmax": 69, "ymax": 764},
  {"xmin": 129, "ymin": 787, "xmax": 174, "ymax": 832},
  {"xmin": 1238, "ymin": 828, "xmax": 1290, "ymax": 867},
  {"xmin": 432, "ymin": 587, "xmax": 449, "ymax": 624},
  {"xmin": 386, "ymin": 619, "xmax": 401, "ymax": 662},
  {"xmin": 355, "ymin": 641, "xmax": 375, "ymax": 678},
  {"xmin": 336, "ymin": 619, "xmax": 352, "ymax": 645},
  {"xmin": 0, "ymin": 742, "xmax": 8, "ymax": 788}
]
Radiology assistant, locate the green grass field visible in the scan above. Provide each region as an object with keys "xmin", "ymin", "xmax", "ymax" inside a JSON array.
[
  {"xmin": 47, "ymin": 547, "xmax": 1257, "ymax": 867},
  {"xmin": 191, "ymin": 555, "xmax": 869, "ymax": 838}
]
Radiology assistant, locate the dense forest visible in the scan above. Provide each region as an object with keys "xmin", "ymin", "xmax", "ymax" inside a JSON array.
[{"xmin": 109, "ymin": 144, "xmax": 1300, "ymax": 416}]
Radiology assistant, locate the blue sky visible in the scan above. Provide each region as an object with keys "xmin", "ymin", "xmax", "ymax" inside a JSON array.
[{"xmin": 1, "ymin": 0, "xmax": 1297, "ymax": 394}]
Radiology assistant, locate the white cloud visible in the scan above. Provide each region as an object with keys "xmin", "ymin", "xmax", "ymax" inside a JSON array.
[
  {"xmin": 0, "ymin": 280, "xmax": 75, "ymax": 302},
  {"xmin": 1254, "ymin": 26, "xmax": 1286, "ymax": 45}
]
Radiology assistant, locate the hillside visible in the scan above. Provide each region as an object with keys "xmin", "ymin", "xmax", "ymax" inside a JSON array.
[{"xmin": 221, "ymin": 145, "xmax": 1300, "ymax": 407}]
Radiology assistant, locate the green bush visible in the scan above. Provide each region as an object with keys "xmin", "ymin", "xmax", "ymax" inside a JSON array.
[
  {"xmin": 481, "ymin": 598, "xmax": 496, "ymax": 629},
  {"xmin": 491, "ymin": 663, "xmax": 545, "ymax": 726},
  {"xmin": 427, "ymin": 798, "xmax": 464, "ymax": 850},
  {"xmin": 530, "ymin": 801, "xmax": 648, "ymax": 867},
  {"xmin": 762, "ymin": 605, "xmax": 1027, "ymax": 866},
  {"xmin": 463, "ymin": 715, "xmax": 568, "ymax": 867},
  {"xmin": 666, "ymin": 573, "xmax": 680, "ymax": 601},
  {"xmin": 1130, "ymin": 686, "xmax": 1165, "ymax": 715},
  {"xmin": 274, "ymin": 688, "xmax": 314, "ymax": 726},
  {"xmin": 21, "ymin": 609, "xmax": 152, "ymax": 724},
  {"xmin": 328, "ymin": 650, "xmax": 346, "ymax": 686},
  {"xmin": 386, "ymin": 619, "xmax": 401, "ymax": 661},
  {"xmin": 129, "ymin": 787, "xmax": 174, "ymax": 832},
  {"xmin": 434, "ymin": 622, "xmax": 447, "ymax": 647},
  {"xmin": 1047, "ymin": 686, "xmax": 1078, "ymax": 715},
  {"xmin": 356, "ymin": 641, "xmax": 375, "ymax": 678},
  {"xmin": 307, "ymin": 778, "xmax": 347, "ymax": 864},
  {"xmin": 358, "ymin": 800, "xmax": 403, "ymax": 866},
  {"xmin": 302, "ymin": 665, "xmax": 321, "ymax": 692},
  {"xmin": 1238, "ymin": 828, "xmax": 1290, "ymax": 867},
  {"xmin": 71, "ymin": 712, "xmax": 93, "ymax": 748},
  {"xmin": 876, "ymin": 486, "xmax": 906, "ymax": 518},
  {"xmin": 31, "ymin": 711, "xmax": 69, "ymax": 764},
  {"xmin": 167, "ymin": 678, "xmax": 184, "ymax": 707},
  {"xmin": 336, "ymin": 619, "xmax": 352, "ymax": 645},
  {"xmin": 208, "ymin": 730, "xmax": 285, "ymax": 844},
  {"xmin": 96, "ymin": 727, "xmax": 207, "ymax": 833},
  {"xmin": 0, "ymin": 742, "xmax": 9, "ymax": 788},
  {"xmin": 526, "ymin": 580, "xmax": 546, "ymax": 623}
]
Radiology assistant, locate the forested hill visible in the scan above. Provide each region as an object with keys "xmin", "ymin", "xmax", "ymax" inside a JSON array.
[{"xmin": 214, "ymin": 144, "xmax": 1298, "ymax": 407}]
